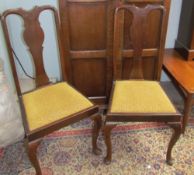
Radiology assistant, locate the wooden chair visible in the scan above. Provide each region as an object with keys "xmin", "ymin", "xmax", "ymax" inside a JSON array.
[
  {"xmin": 1, "ymin": 6, "xmax": 99, "ymax": 175},
  {"xmin": 102, "ymin": 4, "xmax": 182, "ymax": 165}
]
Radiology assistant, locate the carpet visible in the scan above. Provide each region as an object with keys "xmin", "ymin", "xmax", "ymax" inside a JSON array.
[{"xmin": 0, "ymin": 82, "xmax": 194, "ymax": 175}]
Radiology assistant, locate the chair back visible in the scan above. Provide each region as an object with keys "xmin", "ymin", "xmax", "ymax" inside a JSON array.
[
  {"xmin": 113, "ymin": 4, "xmax": 166, "ymax": 80},
  {"xmin": 1, "ymin": 6, "xmax": 66, "ymax": 96}
]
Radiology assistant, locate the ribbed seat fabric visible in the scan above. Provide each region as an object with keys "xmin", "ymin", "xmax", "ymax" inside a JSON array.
[
  {"xmin": 23, "ymin": 82, "xmax": 93, "ymax": 131},
  {"xmin": 110, "ymin": 80, "xmax": 176, "ymax": 114}
]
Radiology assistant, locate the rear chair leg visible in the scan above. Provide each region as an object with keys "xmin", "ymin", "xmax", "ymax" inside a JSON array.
[
  {"xmin": 25, "ymin": 139, "xmax": 42, "ymax": 175},
  {"xmin": 166, "ymin": 123, "xmax": 181, "ymax": 165},
  {"xmin": 92, "ymin": 115, "xmax": 103, "ymax": 155},
  {"xmin": 103, "ymin": 124, "xmax": 116, "ymax": 165}
]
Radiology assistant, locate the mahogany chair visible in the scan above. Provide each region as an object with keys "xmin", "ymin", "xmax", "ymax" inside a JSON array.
[
  {"xmin": 102, "ymin": 4, "xmax": 182, "ymax": 165},
  {"xmin": 1, "ymin": 6, "xmax": 99, "ymax": 175}
]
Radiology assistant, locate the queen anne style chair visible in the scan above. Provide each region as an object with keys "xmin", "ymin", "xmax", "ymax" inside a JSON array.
[
  {"xmin": 1, "ymin": 6, "xmax": 99, "ymax": 175},
  {"xmin": 102, "ymin": 4, "xmax": 182, "ymax": 165}
]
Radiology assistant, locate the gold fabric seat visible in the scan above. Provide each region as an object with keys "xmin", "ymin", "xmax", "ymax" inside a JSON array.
[
  {"xmin": 110, "ymin": 80, "xmax": 176, "ymax": 114},
  {"xmin": 23, "ymin": 82, "xmax": 93, "ymax": 131}
]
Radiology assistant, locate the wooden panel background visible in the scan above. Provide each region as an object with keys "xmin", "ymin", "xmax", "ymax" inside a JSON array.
[
  {"xmin": 69, "ymin": 1, "xmax": 107, "ymax": 96},
  {"xmin": 59, "ymin": 0, "xmax": 115, "ymax": 105},
  {"xmin": 59, "ymin": 0, "xmax": 170, "ymax": 105}
]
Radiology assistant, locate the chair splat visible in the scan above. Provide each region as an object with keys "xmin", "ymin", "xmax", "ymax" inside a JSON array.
[
  {"xmin": 22, "ymin": 7, "xmax": 48, "ymax": 87},
  {"xmin": 2, "ymin": 6, "xmax": 62, "ymax": 89},
  {"xmin": 113, "ymin": 4, "xmax": 165, "ymax": 79}
]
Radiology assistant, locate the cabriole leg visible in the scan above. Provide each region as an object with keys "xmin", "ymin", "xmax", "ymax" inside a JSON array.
[
  {"xmin": 166, "ymin": 123, "xmax": 181, "ymax": 165},
  {"xmin": 92, "ymin": 115, "xmax": 103, "ymax": 155},
  {"xmin": 25, "ymin": 139, "xmax": 42, "ymax": 175},
  {"xmin": 103, "ymin": 124, "xmax": 116, "ymax": 165}
]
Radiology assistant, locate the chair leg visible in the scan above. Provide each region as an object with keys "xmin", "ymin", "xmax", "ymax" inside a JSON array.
[
  {"xmin": 103, "ymin": 124, "xmax": 116, "ymax": 165},
  {"xmin": 182, "ymin": 94, "xmax": 193, "ymax": 134},
  {"xmin": 92, "ymin": 115, "xmax": 103, "ymax": 155},
  {"xmin": 25, "ymin": 139, "xmax": 42, "ymax": 175},
  {"xmin": 166, "ymin": 123, "xmax": 181, "ymax": 166}
]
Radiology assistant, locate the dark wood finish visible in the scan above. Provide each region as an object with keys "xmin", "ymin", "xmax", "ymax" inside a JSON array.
[
  {"xmin": 163, "ymin": 49, "xmax": 194, "ymax": 133},
  {"xmin": 59, "ymin": 0, "xmax": 115, "ymax": 103},
  {"xmin": 58, "ymin": 0, "xmax": 170, "ymax": 104},
  {"xmin": 166, "ymin": 123, "xmax": 181, "ymax": 165},
  {"xmin": 103, "ymin": 1, "xmax": 182, "ymax": 165},
  {"xmin": 91, "ymin": 115, "xmax": 102, "ymax": 155},
  {"xmin": 120, "ymin": 0, "xmax": 171, "ymax": 81},
  {"xmin": 103, "ymin": 124, "xmax": 116, "ymax": 164},
  {"xmin": 175, "ymin": 1, "xmax": 194, "ymax": 61},
  {"xmin": 21, "ymin": 8, "xmax": 49, "ymax": 87},
  {"xmin": 183, "ymin": 95, "xmax": 193, "ymax": 133},
  {"xmin": 1, "ymin": 6, "xmax": 99, "ymax": 175},
  {"xmin": 113, "ymin": 4, "xmax": 166, "ymax": 80},
  {"xmin": 25, "ymin": 139, "xmax": 42, "ymax": 175}
]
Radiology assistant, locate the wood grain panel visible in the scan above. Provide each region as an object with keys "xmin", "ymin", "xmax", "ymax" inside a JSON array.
[
  {"xmin": 72, "ymin": 59, "xmax": 106, "ymax": 96},
  {"xmin": 68, "ymin": 2, "xmax": 107, "ymax": 50},
  {"xmin": 122, "ymin": 57, "xmax": 156, "ymax": 79},
  {"xmin": 59, "ymin": 0, "xmax": 114, "ymax": 103},
  {"xmin": 70, "ymin": 50, "xmax": 106, "ymax": 59}
]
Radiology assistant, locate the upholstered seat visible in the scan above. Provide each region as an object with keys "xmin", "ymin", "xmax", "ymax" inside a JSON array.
[
  {"xmin": 110, "ymin": 80, "xmax": 176, "ymax": 114},
  {"xmin": 23, "ymin": 82, "xmax": 93, "ymax": 131}
]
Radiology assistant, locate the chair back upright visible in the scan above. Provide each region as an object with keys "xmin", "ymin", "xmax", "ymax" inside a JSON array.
[
  {"xmin": 1, "ymin": 6, "xmax": 66, "ymax": 96},
  {"xmin": 113, "ymin": 4, "xmax": 166, "ymax": 80}
]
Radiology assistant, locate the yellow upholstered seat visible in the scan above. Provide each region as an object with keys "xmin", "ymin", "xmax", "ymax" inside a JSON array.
[
  {"xmin": 22, "ymin": 82, "xmax": 93, "ymax": 131},
  {"xmin": 110, "ymin": 80, "xmax": 176, "ymax": 114}
]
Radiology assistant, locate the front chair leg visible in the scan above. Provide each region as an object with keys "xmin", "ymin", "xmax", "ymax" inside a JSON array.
[
  {"xmin": 92, "ymin": 115, "xmax": 103, "ymax": 155},
  {"xmin": 166, "ymin": 123, "xmax": 181, "ymax": 166},
  {"xmin": 103, "ymin": 124, "xmax": 116, "ymax": 165},
  {"xmin": 25, "ymin": 139, "xmax": 42, "ymax": 175}
]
